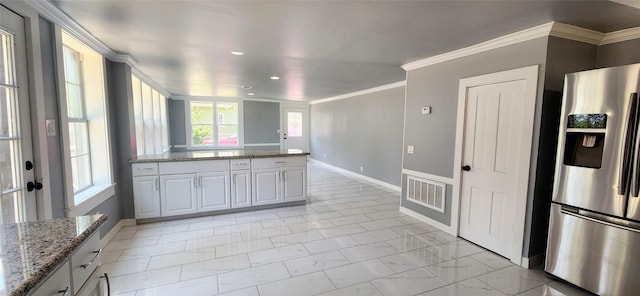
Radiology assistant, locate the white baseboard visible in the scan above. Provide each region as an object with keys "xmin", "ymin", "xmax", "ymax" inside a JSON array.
[
  {"xmin": 309, "ymin": 158, "xmax": 401, "ymax": 192},
  {"xmin": 521, "ymin": 253, "xmax": 545, "ymax": 269},
  {"xmin": 100, "ymin": 218, "xmax": 136, "ymax": 248},
  {"xmin": 399, "ymin": 206, "xmax": 457, "ymax": 236}
]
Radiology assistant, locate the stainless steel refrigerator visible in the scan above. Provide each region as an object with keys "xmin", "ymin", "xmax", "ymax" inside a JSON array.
[{"xmin": 545, "ymin": 63, "xmax": 640, "ymax": 296}]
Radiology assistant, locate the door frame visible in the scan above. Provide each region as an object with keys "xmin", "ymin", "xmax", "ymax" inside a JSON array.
[
  {"xmin": 1, "ymin": 2, "xmax": 54, "ymax": 220},
  {"xmin": 452, "ymin": 65, "xmax": 539, "ymax": 266}
]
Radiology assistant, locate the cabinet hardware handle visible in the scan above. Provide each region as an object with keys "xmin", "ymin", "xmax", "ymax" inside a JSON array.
[
  {"xmin": 232, "ymin": 174, "xmax": 236, "ymax": 185},
  {"xmin": 275, "ymin": 161, "xmax": 286, "ymax": 164},
  {"xmin": 194, "ymin": 176, "xmax": 197, "ymax": 188},
  {"xmin": 155, "ymin": 179, "xmax": 159, "ymax": 191},
  {"xmin": 81, "ymin": 249, "xmax": 102, "ymax": 269},
  {"xmin": 142, "ymin": 168, "xmax": 154, "ymax": 171},
  {"xmin": 57, "ymin": 286, "xmax": 70, "ymax": 295},
  {"xmin": 199, "ymin": 176, "xmax": 203, "ymax": 187},
  {"xmin": 100, "ymin": 272, "xmax": 111, "ymax": 296}
]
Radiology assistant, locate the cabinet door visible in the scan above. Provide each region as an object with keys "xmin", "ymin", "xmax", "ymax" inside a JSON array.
[
  {"xmin": 282, "ymin": 167, "xmax": 307, "ymax": 202},
  {"xmin": 231, "ymin": 170, "xmax": 251, "ymax": 208},
  {"xmin": 252, "ymin": 168, "xmax": 281, "ymax": 206},
  {"xmin": 160, "ymin": 173, "xmax": 198, "ymax": 216},
  {"xmin": 132, "ymin": 176, "xmax": 161, "ymax": 219},
  {"xmin": 198, "ymin": 171, "xmax": 231, "ymax": 212},
  {"xmin": 30, "ymin": 261, "xmax": 71, "ymax": 296}
]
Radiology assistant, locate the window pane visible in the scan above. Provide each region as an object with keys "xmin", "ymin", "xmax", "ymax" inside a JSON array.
[
  {"xmin": 191, "ymin": 102, "xmax": 214, "ymax": 124},
  {"xmin": 160, "ymin": 95, "xmax": 168, "ymax": 151},
  {"xmin": 0, "ymin": 87, "xmax": 17, "ymax": 137},
  {"xmin": 0, "ymin": 32, "xmax": 16, "ymax": 86},
  {"xmin": 216, "ymin": 102, "xmax": 237, "ymax": 124},
  {"xmin": 153, "ymin": 91, "xmax": 162, "ymax": 153},
  {"xmin": 0, "ymin": 140, "xmax": 19, "ymax": 193},
  {"xmin": 71, "ymin": 154, "xmax": 92, "ymax": 193},
  {"xmin": 68, "ymin": 122, "xmax": 90, "ymax": 157},
  {"xmin": 62, "ymin": 46, "xmax": 81, "ymax": 84},
  {"xmin": 192, "ymin": 124, "xmax": 214, "ymax": 145},
  {"xmin": 142, "ymin": 83, "xmax": 154, "ymax": 155},
  {"xmin": 65, "ymin": 83, "xmax": 83, "ymax": 118},
  {"xmin": 218, "ymin": 125, "xmax": 238, "ymax": 146},
  {"xmin": 132, "ymin": 76, "xmax": 145, "ymax": 156},
  {"xmin": 287, "ymin": 112, "xmax": 302, "ymax": 137},
  {"xmin": 1, "ymin": 191, "xmax": 23, "ymax": 224}
]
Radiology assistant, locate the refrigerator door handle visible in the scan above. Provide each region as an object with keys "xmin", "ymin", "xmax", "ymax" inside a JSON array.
[
  {"xmin": 619, "ymin": 93, "xmax": 638, "ymax": 195},
  {"xmin": 631, "ymin": 92, "xmax": 640, "ymax": 197}
]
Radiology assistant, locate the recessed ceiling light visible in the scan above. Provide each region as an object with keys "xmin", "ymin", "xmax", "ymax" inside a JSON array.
[
  {"xmin": 270, "ymin": 76, "xmax": 280, "ymax": 80},
  {"xmin": 231, "ymin": 51, "xmax": 244, "ymax": 55},
  {"xmin": 248, "ymin": 93, "xmax": 255, "ymax": 96},
  {"xmin": 241, "ymin": 85, "xmax": 253, "ymax": 89}
]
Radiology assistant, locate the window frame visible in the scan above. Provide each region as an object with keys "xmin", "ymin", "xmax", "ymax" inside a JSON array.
[
  {"xmin": 56, "ymin": 29, "xmax": 114, "ymax": 217},
  {"xmin": 185, "ymin": 98, "xmax": 243, "ymax": 149},
  {"xmin": 131, "ymin": 74, "xmax": 170, "ymax": 156}
]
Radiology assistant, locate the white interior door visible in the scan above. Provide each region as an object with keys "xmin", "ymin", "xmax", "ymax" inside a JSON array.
[
  {"xmin": 282, "ymin": 108, "xmax": 308, "ymax": 151},
  {"xmin": 458, "ymin": 73, "xmax": 534, "ymax": 262},
  {"xmin": 0, "ymin": 7, "xmax": 37, "ymax": 223}
]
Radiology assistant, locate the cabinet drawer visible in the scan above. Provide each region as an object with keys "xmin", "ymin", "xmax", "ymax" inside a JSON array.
[
  {"xmin": 231, "ymin": 159, "xmax": 251, "ymax": 170},
  {"xmin": 159, "ymin": 160, "xmax": 230, "ymax": 174},
  {"xmin": 251, "ymin": 156, "xmax": 307, "ymax": 169},
  {"xmin": 131, "ymin": 163, "xmax": 158, "ymax": 176},
  {"xmin": 30, "ymin": 261, "xmax": 71, "ymax": 296},
  {"xmin": 71, "ymin": 232, "xmax": 101, "ymax": 294}
]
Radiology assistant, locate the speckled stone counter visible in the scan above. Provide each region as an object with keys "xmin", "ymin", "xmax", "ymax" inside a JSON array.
[
  {"xmin": 129, "ymin": 149, "xmax": 310, "ymax": 163},
  {"xmin": 0, "ymin": 214, "xmax": 107, "ymax": 296}
]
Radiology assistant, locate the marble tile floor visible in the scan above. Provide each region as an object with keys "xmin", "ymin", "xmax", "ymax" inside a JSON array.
[{"xmin": 104, "ymin": 162, "xmax": 593, "ymax": 296}]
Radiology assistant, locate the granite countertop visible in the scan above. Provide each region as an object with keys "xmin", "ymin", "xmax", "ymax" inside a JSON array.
[
  {"xmin": 0, "ymin": 214, "xmax": 107, "ymax": 296},
  {"xmin": 130, "ymin": 149, "xmax": 310, "ymax": 163}
]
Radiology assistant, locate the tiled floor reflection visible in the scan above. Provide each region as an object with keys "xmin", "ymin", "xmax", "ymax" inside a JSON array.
[{"xmin": 105, "ymin": 162, "xmax": 592, "ymax": 296}]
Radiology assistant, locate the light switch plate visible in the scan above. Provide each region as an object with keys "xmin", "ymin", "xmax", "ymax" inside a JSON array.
[
  {"xmin": 407, "ymin": 145, "xmax": 415, "ymax": 154},
  {"xmin": 421, "ymin": 106, "xmax": 431, "ymax": 115},
  {"xmin": 45, "ymin": 119, "xmax": 56, "ymax": 136}
]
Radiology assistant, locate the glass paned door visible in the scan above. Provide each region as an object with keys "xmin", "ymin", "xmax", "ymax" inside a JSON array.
[
  {"xmin": 0, "ymin": 8, "xmax": 36, "ymax": 223},
  {"xmin": 283, "ymin": 108, "xmax": 308, "ymax": 151}
]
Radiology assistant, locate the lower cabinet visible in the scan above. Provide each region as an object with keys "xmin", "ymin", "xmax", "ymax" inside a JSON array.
[
  {"xmin": 160, "ymin": 173, "xmax": 198, "ymax": 216},
  {"xmin": 282, "ymin": 167, "xmax": 306, "ymax": 202},
  {"xmin": 231, "ymin": 170, "xmax": 252, "ymax": 208},
  {"xmin": 30, "ymin": 232, "xmax": 105, "ymax": 296},
  {"xmin": 132, "ymin": 176, "xmax": 160, "ymax": 219},
  {"xmin": 199, "ymin": 171, "xmax": 231, "ymax": 212},
  {"xmin": 132, "ymin": 157, "xmax": 307, "ymax": 219},
  {"xmin": 252, "ymin": 168, "xmax": 281, "ymax": 206}
]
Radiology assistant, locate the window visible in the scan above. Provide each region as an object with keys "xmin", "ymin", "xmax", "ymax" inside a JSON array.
[
  {"xmin": 131, "ymin": 75, "xmax": 169, "ymax": 156},
  {"xmin": 188, "ymin": 100, "xmax": 241, "ymax": 147},
  {"xmin": 59, "ymin": 31, "xmax": 113, "ymax": 216}
]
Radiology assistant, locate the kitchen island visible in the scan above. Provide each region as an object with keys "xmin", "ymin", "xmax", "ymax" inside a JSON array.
[
  {"xmin": 0, "ymin": 214, "xmax": 107, "ymax": 296},
  {"xmin": 130, "ymin": 149, "xmax": 309, "ymax": 221}
]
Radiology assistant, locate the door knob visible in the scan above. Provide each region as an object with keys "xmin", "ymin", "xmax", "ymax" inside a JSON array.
[
  {"xmin": 462, "ymin": 165, "xmax": 471, "ymax": 172},
  {"xmin": 27, "ymin": 181, "xmax": 43, "ymax": 192}
]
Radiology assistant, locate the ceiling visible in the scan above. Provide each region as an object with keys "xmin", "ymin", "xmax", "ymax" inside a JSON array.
[{"xmin": 50, "ymin": 0, "xmax": 640, "ymax": 101}]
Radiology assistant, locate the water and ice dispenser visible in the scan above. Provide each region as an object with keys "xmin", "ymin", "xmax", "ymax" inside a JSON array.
[{"xmin": 563, "ymin": 114, "xmax": 607, "ymax": 169}]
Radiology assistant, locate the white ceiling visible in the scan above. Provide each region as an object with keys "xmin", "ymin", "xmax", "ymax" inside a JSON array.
[{"xmin": 51, "ymin": 0, "xmax": 640, "ymax": 101}]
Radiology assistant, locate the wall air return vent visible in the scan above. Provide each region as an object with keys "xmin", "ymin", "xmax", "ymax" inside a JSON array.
[{"xmin": 406, "ymin": 176, "xmax": 446, "ymax": 213}]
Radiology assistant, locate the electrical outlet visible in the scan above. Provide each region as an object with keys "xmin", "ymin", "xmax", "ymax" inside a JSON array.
[
  {"xmin": 408, "ymin": 145, "xmax": 415, "ymax": 154},
  {"xmin": 360, "ymin": 166, "xmax": 364, "ymax": 172}
]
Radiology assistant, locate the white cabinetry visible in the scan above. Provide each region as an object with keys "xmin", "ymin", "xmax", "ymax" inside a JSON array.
[
  {"xmin": 132, "ymin": 156, "xmax": 306, "ymax": 219},
  {"xmin": 158, "ymin": 160, "xmax": 230, "ymax": 217},
  {"xmin": 252, "ymin": 157, "xmax": 307, "ymax": 206},
  {"xmin": 160, "ymin": 173, "xmax": 198, "ymax": 216},
  {"xmin": 132, "ymin": 163, "xmax": 161, "ymax": 219},
  {"xmin": 231, "ymin": 159, "xmax": 252, "ymax": 208}
]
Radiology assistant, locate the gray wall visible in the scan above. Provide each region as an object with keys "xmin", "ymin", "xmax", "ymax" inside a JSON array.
[
  {"xmin": 168, "ymin": 99, "xmax": 186, "ymax": 147},
  {"xmin": 310, "ymin": 86, "xmax": 405, "ymax": 187},
  {"xmin": 596, "ymin": 38, "xmax": 640, "ymax": 68},
  {"xmin": 244, "ymin": 101, "xmax": 280, "ymax": 144},
  {"xmin": 38, "ymin": 17, "xmax": 65, "ymax": 218},
  {"xmin": 402, "ymin": 38, "xmax": 548, "ymax": 252}
]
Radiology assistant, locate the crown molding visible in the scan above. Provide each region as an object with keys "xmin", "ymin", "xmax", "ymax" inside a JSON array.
[
  {"xmin": 402, "ymin": 22, "xmax": 555, "ymax": 71},
  {"xmin": 310, "ymin": 81, "xmax": 406, "ymax": 105},
  {"xmin": 549, "ymin": 23, "xmax": 603, "ymax": 45},
  {"xmin": 600, "ymin": 27, "xmax": 640, "ymax": 45}
]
